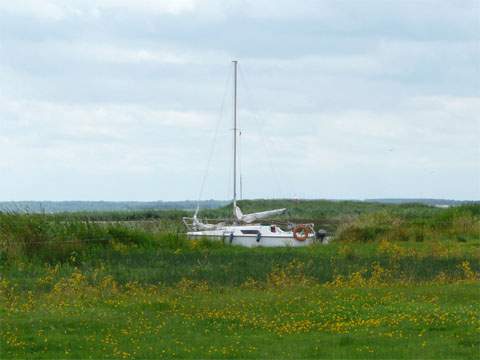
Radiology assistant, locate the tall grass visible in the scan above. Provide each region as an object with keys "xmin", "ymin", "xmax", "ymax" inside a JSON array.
[
  {"xmin": 1, "ymin": 202, "xmax": 479, "ymax": 262},
  {"xmin": 46, "ymin": 200, "xmax": 442, "ymax": 223},
  {"xmin": 336, "ymin": 204, "xmax": 480, "ymax": 242},
  {"xmin": 53, "ymin": 209, "xmax": 191, "ymax": 221},
  {"xmin": 0, "ymin": 213, "xmax": 185, "ymax": 261}
]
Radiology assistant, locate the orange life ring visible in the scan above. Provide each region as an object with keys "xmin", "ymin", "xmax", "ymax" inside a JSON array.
[{"xmin": 293, "ymin": 224, "xmax": 311, "ymax": 241}]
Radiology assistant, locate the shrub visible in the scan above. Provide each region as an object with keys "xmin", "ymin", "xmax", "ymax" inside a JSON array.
[
  {"xmin": 0, "ymin": 213, "xmax": 160, "ymax": 261},
  {"xmin": 335, "ymin": 206, "xmax": 480, "ymax": 243}
]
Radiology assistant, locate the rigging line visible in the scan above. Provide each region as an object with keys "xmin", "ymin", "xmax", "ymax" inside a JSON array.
[
  {"xmin": 197, "ymin": 66, "xmax": 231, "ymax": 205},
  {"xmin": 238, "ymin": 65, "xmax": 287, "ymax": 199}
]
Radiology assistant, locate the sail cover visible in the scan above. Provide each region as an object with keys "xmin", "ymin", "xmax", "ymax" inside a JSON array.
[
  {"xmin": 193, "ymin": 217, "xmax": 218, "ymax": 230},
  {"xmin": 192, "ymin": 207, "xmax": 218, "ymax": 230},
  {"xmin": 234, "ymin": 206, "xmax": 286, "ymax": 224}
]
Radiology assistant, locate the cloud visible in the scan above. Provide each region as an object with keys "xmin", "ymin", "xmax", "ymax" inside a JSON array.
[
  {"xmin": 0, "ymin": 0, "xmax": 478, "ymax": 200},
  {"xmin": 238, "ymin": 95, "xmax": 480, "ymax": 199},
  {"xmin": 0, "ymin": 1, "xmax": 69, "ymax": 20},
  {"xmin": 0, "ymin": 95, "xmax": 222, "ymax": 200},
  {"xmin": 240, "ymin": 95, "xmax": 479, "ymax": 162},
  {"xmin": 3, "ymin": 0, "xmax": 478, "ymax": 34},
  {"xmin": 1, "ymin": 93, "xmax": 478, "ymax": 200},
  {"xmin": 94, "ymin": 0, "xmax": 196, "ymax": 15},
  {"xmin": 0, "ymin": 95, "xmax": 213, "ymax": 146},
  {"xmin": 0, "ymin": 0, "xmax": 197, "ymax": 20},
  {"xmin": 59, "ymin": 42, "xmax": 227, "ymax": 66}
]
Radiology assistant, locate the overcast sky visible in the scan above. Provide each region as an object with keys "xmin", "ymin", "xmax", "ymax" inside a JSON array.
[{"xmin": 1, "ymin": 0, "xmax": 479, "ymax": 201}]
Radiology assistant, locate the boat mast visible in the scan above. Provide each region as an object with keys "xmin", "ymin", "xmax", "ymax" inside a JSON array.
[{"xmin": 232, "ymin": 60, "xmax": 238, "ymax": 216}]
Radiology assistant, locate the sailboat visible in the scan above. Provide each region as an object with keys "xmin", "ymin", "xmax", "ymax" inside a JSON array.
[{"xmin": 183, "ymin": 61, "xmax": 325, "ymax": 247}]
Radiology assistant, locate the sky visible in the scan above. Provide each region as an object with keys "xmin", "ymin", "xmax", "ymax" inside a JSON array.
[{"xmin": 0, "ymin": 0, "xmax": 479, "ymax": 201}]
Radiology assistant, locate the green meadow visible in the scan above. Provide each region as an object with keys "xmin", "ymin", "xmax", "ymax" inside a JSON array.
[{"xmin": 1, "ymin": 201, "xmax": 479, "ymax": 359}]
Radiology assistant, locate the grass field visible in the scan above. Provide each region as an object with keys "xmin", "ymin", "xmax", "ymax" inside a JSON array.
[{"xmin": 1, "ymin": 201, "xmax": 479, "ymax": 358}]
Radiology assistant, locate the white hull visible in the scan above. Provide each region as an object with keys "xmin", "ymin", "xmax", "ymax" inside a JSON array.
[{"xmin": 187, "ymin": 224, "xmax": 317, "ymax": 248}]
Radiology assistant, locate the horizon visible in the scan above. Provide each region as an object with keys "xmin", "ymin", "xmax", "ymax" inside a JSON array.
[{"xmin": 2, "ymin": 197, "xmax": 478, "ymax": 203}]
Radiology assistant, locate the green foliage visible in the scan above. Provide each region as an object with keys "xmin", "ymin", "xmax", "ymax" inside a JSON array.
[
  {"xmin": 1, "ymin": 199, "xmax": 479, "ymax": 359},
  {"xmin": 0, "ymin": 213, "xmax": 162, "ymax": 261},
  {"xmin": 1, "ymin": 201, "xmax": 479, "ymax": 263},
  {"xmin": 1, "ymin": 257, "xmax": 479, "ymax": 359},
  {"xmin": 53, "ymin": 209, "xmax": 192, "ymax": 222},
  {"xmin": 336, "ymin": 204, "xmax": 480, "ymax": 243},
  {"xmin": 105, "ymin": 226, "xmax": 151, "ymax": 246},
  {"xmin": 0, "ymin": 200, "xmax": 227, "ymax": 213},
  {"xmin": 0, "ymin": 213, "xmax": 101, "ymax": 260}
]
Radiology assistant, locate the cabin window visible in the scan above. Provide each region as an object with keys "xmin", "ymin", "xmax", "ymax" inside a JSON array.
[{"xmin": 241, "ymin": 230, "xmax": 260, "ymax": 235}]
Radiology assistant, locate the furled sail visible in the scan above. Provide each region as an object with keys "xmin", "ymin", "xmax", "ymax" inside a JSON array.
[
  {"xmin": 234, "ymin": 206, "xmax": 286, "ymax": 224},
  {"xmin": 192, "ymin": 206, "xmax": 218, "ymax": 230},
  {"xmin": 192, "ymin": 215, "xmax": 218, "ymax": 231}
]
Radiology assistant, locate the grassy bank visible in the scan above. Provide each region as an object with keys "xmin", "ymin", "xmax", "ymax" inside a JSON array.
[
  {"xmin": 1, "ymin": 237, "xmax": 479, "ymax": 358},
  {"xmin": 1, "ymin": 200, "xmax": 479, "ymax": 358},
  {"xmin": 3, "ymin": 240, "xmax": 479, "ymax": 288},
  {"xmin": 1, "ymin": 264, "xmax": 478, "ymax": 359}
]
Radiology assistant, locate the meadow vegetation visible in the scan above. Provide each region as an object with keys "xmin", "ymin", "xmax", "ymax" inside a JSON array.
[{"xmin": 1, "ymin": 201, "xmax": 479, "ymax": 358}]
